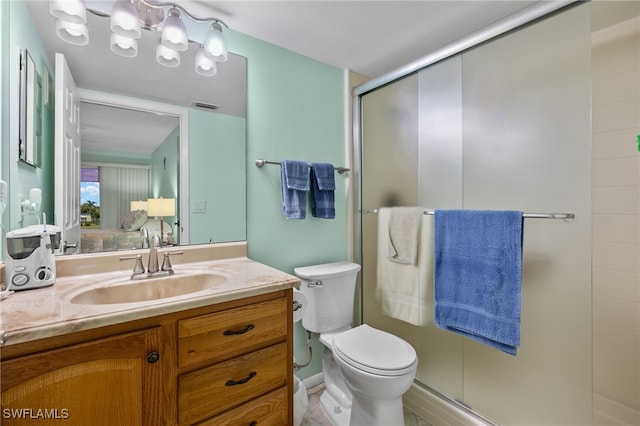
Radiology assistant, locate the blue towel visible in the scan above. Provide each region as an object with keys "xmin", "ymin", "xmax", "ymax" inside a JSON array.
[
  {"xmin": 280, "ymin": 160, "xmax": 310, "ymax": 219},
  {"xmin": 310, "ymin": 163, "xmax": 335, "ymax": 219},
  {"xmin": 434, "ymin": 210, "xmax": 524, "ymax": 355}
]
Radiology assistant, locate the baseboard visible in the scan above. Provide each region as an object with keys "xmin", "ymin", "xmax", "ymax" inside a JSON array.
[
  {"xmin": 302, "ymin": 372, "xmax": 324, "ymax": 391},
  {"xmin": 403, "ymin": 383, "xmax": 496, "ymax": 426}
]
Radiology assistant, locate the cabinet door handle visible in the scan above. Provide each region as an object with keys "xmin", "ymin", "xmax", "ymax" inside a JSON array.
[
  {"xmin": 225, "ymin": 371, "xmax": 257, "ymax": 386},
  {"xmin": 223, "ymin": 324, "xmax": 255, "ymax": 336},
  {"xmin": 147, "ymin": 351, "xmax": 160, "ymax": 364}
]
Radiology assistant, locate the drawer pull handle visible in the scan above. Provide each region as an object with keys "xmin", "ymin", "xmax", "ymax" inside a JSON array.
[
  {"xmin": 225, "ymin": 371, "xmax": 257, "ymax": 386},
  {"xmin": 223, "ymin": 324, "xmax": 255, "ymax": 336},
  {"xmin": 249, "ymin": 422, "xmax": 258, "ymax": 426}
]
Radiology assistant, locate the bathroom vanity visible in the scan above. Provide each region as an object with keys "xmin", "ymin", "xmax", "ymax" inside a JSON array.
[{"xmin": 0, "ymin": 243, "xmax": 298, "ymax": 425}]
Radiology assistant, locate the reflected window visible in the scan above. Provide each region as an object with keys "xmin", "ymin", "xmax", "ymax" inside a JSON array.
[{"xmin": 80, "ymin": 167, "xmax": 100, "ymax": 227}]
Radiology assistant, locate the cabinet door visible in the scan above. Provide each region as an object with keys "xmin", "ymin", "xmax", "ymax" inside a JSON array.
[{"xmin": 1, "ymin": 327, "xmax": 162, "ymax": 426}]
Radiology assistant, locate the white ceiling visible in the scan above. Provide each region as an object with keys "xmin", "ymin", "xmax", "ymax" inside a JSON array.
[
  {"xmin": 197, "ymin": 0, "xmax": 539, "ymax": 78},
  {"xmin": 26, "ymin": 0, "xmax": 547, "ymax": 154}
]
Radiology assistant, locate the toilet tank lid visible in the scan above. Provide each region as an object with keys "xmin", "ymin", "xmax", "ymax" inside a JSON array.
[{"xmin": 294, "ymin": 262, "xmax": 361, "ymax": 280}]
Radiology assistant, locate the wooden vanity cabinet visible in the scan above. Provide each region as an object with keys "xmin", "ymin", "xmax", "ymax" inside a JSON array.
[
  {"xmin": 1, "ymin": 327, "xmax": 163, "ymax": 426},
  {"xmin": 0, "ymin": 289, "xmax": 293, "ymax": 426}
]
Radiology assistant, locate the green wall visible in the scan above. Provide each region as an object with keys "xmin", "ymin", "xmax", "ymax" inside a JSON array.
[
  {"xmin": 189, "ymin": 109, "xmax": 246, "ymax": 244},
  {"xmin": 4, "ymin": 0, "xmax": 55, "ymax": 230},
  {"xmin": 228, "ymin": 31, "xmax": 346, "ymax": 381},
  {"xmin": 228, "ymin": 31, "xmax": 347, "ymax": 272}
]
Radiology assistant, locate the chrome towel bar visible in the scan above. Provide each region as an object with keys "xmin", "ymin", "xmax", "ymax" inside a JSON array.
[
  {"xmin": 362, "ymin": 209, "xmax": 574, "ymax": 220},
  {"xmin": 255, "ymin": 158, "xmax": 350, "ymax": 174}
]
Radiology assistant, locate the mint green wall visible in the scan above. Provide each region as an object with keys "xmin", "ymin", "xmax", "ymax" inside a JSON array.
[
  {"xmin": 5, "ymin": 1, "xmax": 55, "ymax": 230},
  {"xmin": 228, "ymin": 31, "xmax": 347, "ymax": 271},
  {"xmin": 149, "ymin": 125, "xmax": 178, "ymax": 240},
  {"xmin": 228, "ymin": 31, "xmax": 346, "ymax": 381},
  {"xmin": 150, "ymin": 125, "xmax": 179, "ymax": 200},
  {"xmin": 189, "ymin": 109, "xmax": 246, "ymax": 243}
]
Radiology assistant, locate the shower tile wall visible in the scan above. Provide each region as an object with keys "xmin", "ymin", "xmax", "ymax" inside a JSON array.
[{"xmin": 591, "ymin": 3, "xmax": 640, "ymax": 424}]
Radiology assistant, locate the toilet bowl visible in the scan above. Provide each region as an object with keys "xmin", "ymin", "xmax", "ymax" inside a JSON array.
[
  {"xmin": 295, "ymin": 262, "xmax": 418, "ymax": 426},
  {"xmin": 332, "ymin": 324, "xmax": 417, "ymax": 426}
]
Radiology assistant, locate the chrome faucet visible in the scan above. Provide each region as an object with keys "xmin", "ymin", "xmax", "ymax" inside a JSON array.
[
  {"xmin": 120, "ymin": 235, "xmax": 183, "ymax": 280},
  {"xmin": 147, "ymin": 234, "xmax": 161, "ymax": 273}
]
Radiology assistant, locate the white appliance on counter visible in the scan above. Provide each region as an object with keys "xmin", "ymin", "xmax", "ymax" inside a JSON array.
[{"xmin": 6, "ymin": 224, "xmax": 61, "ymax": 291}]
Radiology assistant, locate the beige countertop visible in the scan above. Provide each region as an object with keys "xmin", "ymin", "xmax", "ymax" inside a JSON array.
[{"xmin": 0, "ymin": 242, "xmax": 299, "ymax": 347}]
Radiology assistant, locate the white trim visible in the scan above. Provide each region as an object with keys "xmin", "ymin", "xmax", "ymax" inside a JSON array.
[
  {"xmin": 78, "ymin": 89, "xmax": 190, "ymax": 245},
  {"xmin": 403, "ymin": 383, "xmax": 495, "ymax": 426},
  {"xmin": 301, "ymin": 373, "xmax": 324, "ymax": 391}
]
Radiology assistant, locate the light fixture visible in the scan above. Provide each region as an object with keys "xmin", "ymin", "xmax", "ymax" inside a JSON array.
[
  {"xmin": 203, "ymin": 22, "xmax": 228, "ymax": 62},
  {"xmin": 49, "ymin": 0, "xmax": 230, "ymax": 77},
  {"xmin": 195, "ymin": 46, "xmax": 217, "ymax": 76},
  {"xmin": 49, "ymin": 0, "xmax": 87, "ymax": 24},
  {"xmin": 161, "ymin": 7, "xmax": 188, "ymax": 52},
  {"xmin": 147, "ymin": 198, "xmax": 175, "ymax": 245},
  {"xmin": 110, "ymin": 32, "xmax": 138, "ymax": 57},
  {"xmin": 50, "ymin": 0, "xmax": 89, "ymax": 45},
  {"xmin": 155, "ymin": 43, "xmax": 180, "ymax": 67},
  {"xmin": 55, "ymin": 19, "xmax": 90, "ymax": 45},
  {"xmin": 110, "ymin": 0, "xmax": 142, "ymax": 39}
]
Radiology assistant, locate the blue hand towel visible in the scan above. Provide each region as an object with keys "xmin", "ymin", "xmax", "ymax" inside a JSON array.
[
  {"xmin": 280, "ymin": 160, "xmax": 310, "ymax": 219},
  {"xmin": 434, "ymin": 210, "xmax": 524, "ymax": 355},
  {"xmin": 310, "ymin": 163, "xmax": 335, "ymax": 219}
]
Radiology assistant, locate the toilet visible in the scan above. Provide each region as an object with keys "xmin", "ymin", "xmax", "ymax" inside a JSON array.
[{"xmin": 295, "ymin": 262, "xmax": 418, "ymax": 426}]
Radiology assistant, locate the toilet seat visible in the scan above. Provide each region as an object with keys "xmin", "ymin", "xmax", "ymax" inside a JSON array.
[{"xmin": 333, "ymin": 324, "xmax": 417, "ymax": 376}]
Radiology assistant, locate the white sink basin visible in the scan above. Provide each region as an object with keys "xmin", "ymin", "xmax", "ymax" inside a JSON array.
[{"xmin": 70, "ymin": 273, "xmax": 228, "ymax": 305}]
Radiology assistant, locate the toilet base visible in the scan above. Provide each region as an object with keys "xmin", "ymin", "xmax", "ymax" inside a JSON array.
[
  {"xmin": 319, "ymin": 389, "xmax": 351, "ymax": 426},
  {"xmin": 349, "ymin": 393, "xmax": 405, "ymax": 426}
]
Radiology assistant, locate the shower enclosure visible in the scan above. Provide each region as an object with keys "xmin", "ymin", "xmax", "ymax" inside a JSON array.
[{"xmin": 354, "ymin": 2, "xmax": 639, "ymax": 424}]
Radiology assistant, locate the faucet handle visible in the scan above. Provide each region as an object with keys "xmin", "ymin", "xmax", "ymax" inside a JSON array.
[
  {"xmin": 161, "ymin": 251, "xmax": 184, "ymax": 272},
  {"xmin": 120, "ymin": 254, "xmax": 145, "ymax": 276}
]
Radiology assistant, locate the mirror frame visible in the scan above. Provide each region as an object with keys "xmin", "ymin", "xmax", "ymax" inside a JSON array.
[
  {"xmin": 78, "ymin": 88, "xmax": 190, "ymax": 245},
  {"xmin": 19, "ymin": 48, "xmax": 42, "ymax": 167}
]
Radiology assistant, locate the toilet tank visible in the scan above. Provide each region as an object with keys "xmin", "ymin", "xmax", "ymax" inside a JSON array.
[{"xmin": 294, "ymin": 262, "xmax": 361, "ymax": 333}]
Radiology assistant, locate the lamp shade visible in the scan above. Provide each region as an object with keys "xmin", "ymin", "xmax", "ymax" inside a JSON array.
[
  {"xmin": 203, "ymin": 22, "xmax": 228, "ymax": 62},
  {"xmin": 49, "ymin": 0, "xmax": 87, "ymax": 24},
  {"xmin": 110, "ymin": 0, "xmax": 142, "ymax": 39},
  {"xmin": 147, "ymin": 198, "xmax": 175, "ymax": 217},
  {"xmin": 130, "ymin": 200, "xmax": 148, "ymax": 211},
  {"xmin": 55, "ymin": 19, "xmax": 89, "ymax": 45},
  {"xmin": 110, "ymin": 33, "xmax": 138, "ymax": 57},
  {"xmin": 156, "ymin": 43, "xmax": 180, "ymax": 67},
  {"xmin": 195, "ymin": 46, "xmax": 217, "ymax": 76},
  {"xmin": 161, "ymin": 8, "xmax": 188, "ymax": 51}
]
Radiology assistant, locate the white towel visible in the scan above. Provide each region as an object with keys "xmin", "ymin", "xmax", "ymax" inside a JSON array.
[
  {"xmin": 387, "ymin": 207, "xmax": 422, "ymax": 264},
  {"xmin": 376, "ymin": 207, "xmax": 433, "ymax": 326}
]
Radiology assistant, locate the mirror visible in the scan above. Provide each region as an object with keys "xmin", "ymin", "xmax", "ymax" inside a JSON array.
[
  {"xmin": 10, "ymin": 0, "xmax": 247, "ymax": 253},
  {"xmin": 18, "ymin": 48, "xmax": 42, "ymax": 167}
]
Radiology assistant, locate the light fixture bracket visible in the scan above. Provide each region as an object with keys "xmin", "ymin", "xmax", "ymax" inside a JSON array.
[{"xmin": 135, "ymin": 0, "xmax": 164, "ymax": 30}]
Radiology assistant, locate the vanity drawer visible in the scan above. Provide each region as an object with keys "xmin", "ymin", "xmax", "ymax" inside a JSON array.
[
  {"xmin": 195, "ymin": 387, "xmax": 288, "ymax": 426},
  {"xmin": 178, "ymin": 297, "xmax": 287, "ymax": 369},
  {"xmin": 178, "ymin": 342, "xmax": 288, "ymax": 425}
]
